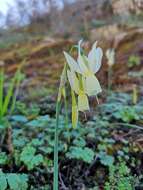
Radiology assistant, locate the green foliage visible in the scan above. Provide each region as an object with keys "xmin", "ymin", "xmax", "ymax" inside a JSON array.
[
  {"xmin": 0, "ymin": 117, "xmax": 10, "ymax": 129},
  {"xmin": 0, "ymin": 65, "xmax": 24, "ymax": 120},
  {"xmin": 104, "ymin": 161, "xmax": 136, "ymax": 190},
  {"xmin": 0, "ymin": 171, "xmax": 28, "ymax": 190},
  {"xmin": 15, "ymin": 101, "xmax": 40, "ymax": 117},
  {"xmin": 26, "ymin": 115, "xmax": 49, "ymax": 128},
  {"xmin": 0, "ymin": 92, "xmax": 142, "ymax": 188},
  {"xmin": 0, "ymin": 172, "xmax": 7, "ymax": 190},
  {"xmin": 73, "ymin": 137, "xmax": 86, "ymax": 147},
  {"xmin": 7, "ymin": 174, "xmax": 28, "ymax": 190},
  {"xmin": 98, "ymin": 151, "xmax": 114, "ymax": 167},
  {"xmin": 11, "ymin": 115, "xmax": 28, "ymax": 123},
  {"xmin": 128, "ymin": 55, "xmax": 141, "ymax": 68},
  {"xmin": 0, "ymin": 152, "xmax": 8, "ymax": 165},
  {"xmin": 113, "ymin": 106, "xmax": 139, "ymax": 123},
  {"xmin": 20, "ymin": 145, "xmax": 44, "ymax": 170},
  {"xmin": 66, "ymin": 147, "xmax": 94, "ymax": 163},
  {"xmin": 99, "ymin": 93, "xmax": 142, "ymax": 123}
]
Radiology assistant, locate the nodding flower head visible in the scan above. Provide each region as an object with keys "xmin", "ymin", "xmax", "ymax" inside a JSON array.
[
  {"xmin": 64, "ymin": 40, "xmax": 103, "ymax": 97},
  {"xmin": 63, "ymin": 40, "xmax": 103, "ymax": 127}
]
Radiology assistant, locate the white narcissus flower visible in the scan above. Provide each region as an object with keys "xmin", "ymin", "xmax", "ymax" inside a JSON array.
[
  {"xmin": 106, "ymin": 48, "xmax": 115, "ymax": 67},
  {"xmin": 64, "ymin": 40, "xmax": 103, "ymax": 97},
  {"xmin": 63, "ymin": 40, "xmax": 103, "ymax": 128}
]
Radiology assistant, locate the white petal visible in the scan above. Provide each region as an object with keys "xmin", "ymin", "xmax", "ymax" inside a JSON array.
[
  {"xmin": 78, "ymin": 39, "xmax": 83, "ymax": 56},
  {"xmin": 85, "ymin": 75, "xmax": 102, "ymax": 96},
  {"xmin": 67, "ymin": 70, "xmax": 79, "ymax": 94},
  {"xmin": 77, "ymin": 39, "xmax": 89, "ymax": 75},
  {"xmin": 88, "ymin": 43, "xmax": 103, "ymax": 73},
  {"xmin": 77, "ymin": 55, "xmax": 89, "ymax": 75},
  {"xmin": 63, "ymin": 51, "xmax": 81, "ymax": 73}
]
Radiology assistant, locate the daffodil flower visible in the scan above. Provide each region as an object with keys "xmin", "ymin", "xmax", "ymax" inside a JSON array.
[
  {"xmin": 64, "ymin": 40, "xmax": 103, "ymax": 129},
  {"xmin": 64, "ymin": 40, "xmax": 103, "ymax": 97},
  {"xmin": 67, "ymin": 69, "xmax": 89, "ymax": 112}
]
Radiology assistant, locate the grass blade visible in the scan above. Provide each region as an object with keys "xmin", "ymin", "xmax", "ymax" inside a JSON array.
[
  {"xmin": 10, "ymin": 70, "xmax": 23, "ymax": 115},
  {"xmin": 0, "ymin": 65, "xmax": 4, "ymax": 118},
  {"xmin": 2, "ymin": 67, "xmax": 21, "ymax": 117}
]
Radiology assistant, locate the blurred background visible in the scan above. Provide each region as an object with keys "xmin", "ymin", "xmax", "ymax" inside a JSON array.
[{"xmin": 0, "ymin": 0, "xmax": 143, "ymax": 98}]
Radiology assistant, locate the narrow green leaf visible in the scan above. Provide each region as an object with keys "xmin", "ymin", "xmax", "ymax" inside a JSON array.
[
  {"xmin": 0, "ymin": 66, "xmax": 4, "ymax": 118},
  {"xmin": 10, "ymin": 70, "xmax": 24, "ymax": 114},
  {"xmin": 2, "ymin": 66, "xmax": 22, "ymax": 116}
]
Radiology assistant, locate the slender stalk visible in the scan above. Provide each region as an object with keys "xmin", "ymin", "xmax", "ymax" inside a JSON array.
[
  {"xmin": 54, "ymin": 100, "xmax": 61, "ymax": 190},
  {"xmin": 108, "ymin": 66, "xmax": 112, "ymax": 95},
  {"xmin": 53, "ymin": 63, "xmax": 67, "ymax": 190},
  {"xmin": 0, "ymin": 66, "xmax": 4, "ymax": 118},
  {"xmin": 63, "ymin": 88, "xmax": 68, "ymax": 128},
  {"xmin": 6, "ymin": 125, "xmax": 14, "ymax": 154},
  {"xmin": 114, "ymin": 122, "xmax": 143, "ymax": 131}
]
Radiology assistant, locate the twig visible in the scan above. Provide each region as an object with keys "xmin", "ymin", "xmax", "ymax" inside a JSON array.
[
  {"xmin": 113, "ymin": 122, "xmax": 143, "ymax": 131},
  {"xmin": 83, "ymin": 155, "xmax": 98, "ymax": 177},
  {"xmin": 6, "ymin": 127, "xmax": 14, "ymax": 154},
  {"xmin": 59, "ymin": 172, "xmax": 68, "ymax": 190}
]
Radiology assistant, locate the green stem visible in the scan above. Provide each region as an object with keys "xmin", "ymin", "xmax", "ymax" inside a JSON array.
[
  {"xmin": 54, "ymin": 100, "xmax": 61, "ymax": 190},
  {"xmin": 108, "ymin": 66, "xmax": 112, "ymax": 95},
  {"xmin": 0, "ymin": 67, "xmax": 4, "ymax": 118}
]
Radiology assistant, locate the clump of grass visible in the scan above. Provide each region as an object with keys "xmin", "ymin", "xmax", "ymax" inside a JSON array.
[{"xmin": 0, "ymin": 60, "xmax": 24, "ymax": 154}]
